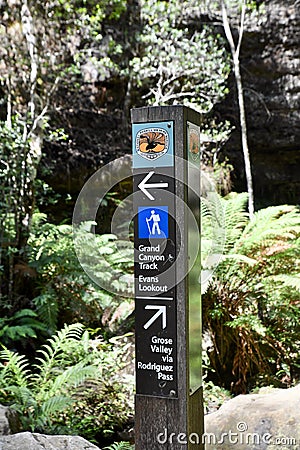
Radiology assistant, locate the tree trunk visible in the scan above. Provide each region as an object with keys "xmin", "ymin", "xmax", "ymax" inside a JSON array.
[
  {"xmin": 221, "ymin": 0, "xmax": 254, "ymax": 218},
  {"xmin": 21, "ymin": 0, "xmax": 38, "ymax": 120},
  {"xmin": 233, "ymin": 54, "xmax": 254, "ymax": 218}
]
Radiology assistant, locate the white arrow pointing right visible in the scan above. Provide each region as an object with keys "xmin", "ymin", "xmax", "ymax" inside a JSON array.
[{"xmin": 143, "ymin": 305, "xmax": 167, "ymax": 330}]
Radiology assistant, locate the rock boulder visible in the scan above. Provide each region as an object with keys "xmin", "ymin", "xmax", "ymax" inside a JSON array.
[
  {"xmin": 0, "ymin": 406, "xmax": 20, "ymax": 435},
  {"xmin": 0, "ymin": 432, "xmax": 100, "ymax": 450},
  {"xmin": 205, "ymin": 384, "xmax": 300, "ymax": 449}
]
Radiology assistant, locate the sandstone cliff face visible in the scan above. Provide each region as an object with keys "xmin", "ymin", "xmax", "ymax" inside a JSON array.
[
  {"xmin": 40, "ymin": 0, "xmax": 299, "ymax": 213},
  {"xmin": 217, "ymin": 0, "xmax": 300, "ymax": 206}
]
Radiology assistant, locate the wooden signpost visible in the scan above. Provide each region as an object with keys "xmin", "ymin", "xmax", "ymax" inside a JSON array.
[{"xmin": 132, "ymin": 106, "xmax": 204, "ymax": 449}]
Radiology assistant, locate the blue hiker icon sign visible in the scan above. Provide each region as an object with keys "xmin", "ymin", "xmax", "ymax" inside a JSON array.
[
  {"xmin": 138, "ymin": 206, "xmax": 168, "ymax": 239},
  {"xmin": 147, "ymin": 209, "xmax": 161, "ymax": 235}
]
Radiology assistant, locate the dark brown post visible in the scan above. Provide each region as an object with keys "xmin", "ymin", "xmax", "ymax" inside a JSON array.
[{"xmin": 131, "ymin": 105, "xmax": 204, "ymax": 449}]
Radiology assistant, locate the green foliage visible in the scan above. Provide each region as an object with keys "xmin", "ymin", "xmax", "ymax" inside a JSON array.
[
  {"xmin": 0, "ymin": 309, "xmax": 46, "ymax": 348},
  {"xmin": 0, "ymin": 0, "xmax": 128, "ymax": 104},
  {"xmin": 58, "ymin": 380, "xmax": 132, "ymax": 442},
  {"xmin": 202, "ymin": 194, "xmax": 300, "ymax": 392},
  {"xmin": 0, "ymin": 118, "xmax": 34, "ymax": 305},
  {"xmin": 104, "ymin": 443, "xmax": 134, "ymax": 450},
  {"xmin": 73, "ymin": 221, "xmax": 134, "ymax": 297},
  {"xmin": 201, "ymin": 0, "xmax": 261, "ymax": 16},
  {"xmin": 270, "ymin": 274, "xmax": 300, "ymax": 292},
  {"xmin": 61, "ymin": 0, "xmax": 128, "ymax": 83},
  {"xmin": 0, "ymin": 121, "xmax": 29, "ymax": 237},
  {"xmin": 52, "ymin": 333, "xmax": 134, "ymax": 442},
  {"xmin": 0, "ymin": 0, "xmax": 130, "ymax": 306},
  {"xmin": 203, "ymin": 379, "xmax": 231, "ymax": 413},
  {"xmin": 130, "ymin": 0, "xmax": 230, "ymax": 112},
  {"xmin": 0, "ymin": 323, "xmax": 98, "ymax": 431},
  {"xmin": 27, "ymin": 215, "xmax": 134, "ymax": 333},
  {"xmin": 202, "ymin": 348, "xmax": 231, "ymax": 413},
  {"xmin": 0, "ymin": 323, "xmax": 134, "ymax": 437},
  {"xmin": 34, "ymin": 179, "xmax": 61, "ymax": 207}
]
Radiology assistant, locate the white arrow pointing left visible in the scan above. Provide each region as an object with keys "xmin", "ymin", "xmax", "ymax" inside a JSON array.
[
  {"xmin": 143, "ymin": 305, "xmax": 167, "ymax": 330},
  {"xmin": 138, "ymin": 171, "xmax": 169, "ymax": 201}
]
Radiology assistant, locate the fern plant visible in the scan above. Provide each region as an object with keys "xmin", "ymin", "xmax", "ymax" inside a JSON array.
[
  {"xmin": 104, "ymin": 442, "xmax": 134, "ymax": 450},
  {"xmin": 202, "ymin": 194, "xmax": 300, "ymax": 393},
  {"xmin": 27, "ymin": 215, "xmax": 134, "ymax": 333},
  {"xmin": 0, "ymin": 323, "xmax": 98, "ymax": 432},
  {"xmin": 0, "ymin": 309, "xmax": 46, "ymax": 348},
  {"xmin": 53, "ymin": 333, "xmax": 134, "ymax": 444}
]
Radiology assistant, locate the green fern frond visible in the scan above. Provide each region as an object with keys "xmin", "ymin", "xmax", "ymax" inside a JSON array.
[
  {"xmin": 237, "ymin": 205, "xmax": 300, "ymax": 254},
  {"xmin": 201, "ymin": 193, "xmax": 226, "ymax": 263},
  {"xmin": 40, "ymin": 395, "xmax": 72, "ymax": 418},
  {"xmin": 201, "ymin": 192, "xmax": 225, "ymax": 229},
  {"xmin": 220, "ymin": 254, "xmax": 257, "ymax": 265},
  {"xmin": 3, "ymin": 385, "xmax": 33, "ymax": 407},
  {"xmin": 270, "ymin": 274, "xmax": 300, "ymax": 292},
  {"xmin": 201, "ymin": 192, "xmax": 249, "ymax": 273},
  {"xmin": 33, "ymin": 291, "xmax": 59, "ymax": 331},
  {"xmin": 54, "ymin": 322, "xmax": 84, "ymax": 342},
  {"xmin": 0, "ymin": 348, "xmax": 30, "ymax": 388},
  {"xmin": 29, "ymin": 395, "xmax": 72, "ymax": 432},
  {"xmin": 47, "ymin": 364, "xmax": 98, "ymax": 398},
  {"xmin": 12, "ymin": 309, "xmax": 37, "ymax": 320},
  {"xmin": 0, "ymin": 322, "xmax": 132, "ymax": 437},
  {"xmin": 222, "ymin": 192, "xmax": 249, "ymax": 253},
  {"xmin": 0, "ymin": 309, "xmax": 47, "ymax": 345},
  {"xmin": 32, "ymin": 323, "xmax": 85, "ymax": 386},
  {"xmin": 104, "ymin": 442, "xmax": 134, "ymax": 450}
]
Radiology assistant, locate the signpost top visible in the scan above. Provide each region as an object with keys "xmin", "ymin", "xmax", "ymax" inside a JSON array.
[{"xmin": 131, "ymin": 104, "xmax": 201, "ymax": 124}]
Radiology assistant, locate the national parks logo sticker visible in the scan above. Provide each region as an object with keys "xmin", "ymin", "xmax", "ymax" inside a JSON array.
[
  {"xmin": 188, "ymin": 122, "xmax": 200, "ymax": 162},
  {"xmin": 135, "ymin": 128, "xmax": 169, "ymax": 161}
]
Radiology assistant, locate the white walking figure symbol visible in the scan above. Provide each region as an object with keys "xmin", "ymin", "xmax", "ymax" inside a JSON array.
[{"xmin": 146, "ymin": 209, "xmax": 161, "ymax": 235}]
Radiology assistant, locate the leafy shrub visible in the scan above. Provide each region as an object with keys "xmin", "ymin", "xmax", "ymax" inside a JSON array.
[
  {"xmin": 131, "ymin": 0, "xmax": 230, "ymax": 111},
  {"xmin": 104, "ymin": 442, "xmax": 134, "ymax": 450},
  {"xmin": 104, "ymin": 441, "xmax": 134, "ymax": 450},
  {"xmin": 0, "ymin": 324, "xmax": 134, "ymax": 438},
  {"xmin": 0, "ymin": 119, "xmax": 31, "ymax": 305},
  {"xmin": 58, "ymin": 380, "xmax": 132, "ymax": 443},
  {"xmin": 0, "ymin": 309, "xmax": 46, "ymax": 349},
  {"xmin": 27, "ymin": 215, "xmax": 134, "ymax": 333},
  {"xmin": 203, "ymin": 379, "xmax": 231, "ymax": 414},
  {"xmin": 0, "ymin": 323, "xmax": 97, "ymax": 431},
  {"xmin": 202, "ymin": 194, "xmax": 300, "ymax": 393},
  {"xmin": 53, "ymin": 333, "xmax": 134, "ymax": 443},
  {"xmin": 202, "ymin": 347, "xmax": 231, "ymax": 413}
]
